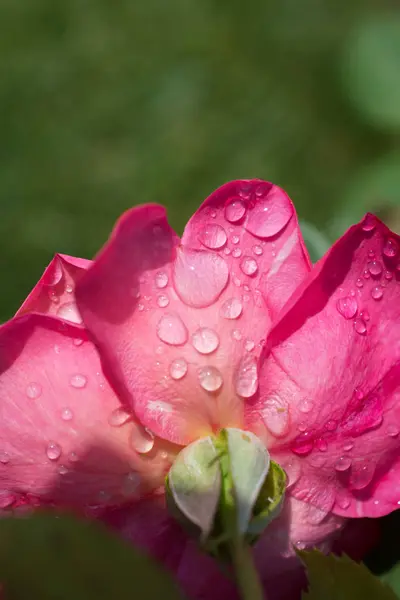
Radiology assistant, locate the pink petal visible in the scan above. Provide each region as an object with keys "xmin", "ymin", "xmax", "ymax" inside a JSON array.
[
  {"xmin": 0, "ymin": 313, "xmax": 174, "ymax": 511},
  {"xmin": 16, "ymin": 254, "xmax": 92, "ymax": 323},
  {"xmin": 76, "ymin": 182, "xmax": 311, "ymax": 445},
  {"xmin": 251, "ymin": 214, "xmax": 400, "ymax": 518}
]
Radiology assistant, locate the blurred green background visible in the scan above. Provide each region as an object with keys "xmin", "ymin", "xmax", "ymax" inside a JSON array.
[{"xmin": 1, "ymin": 0, "xmax": 400, "ymax": 320}]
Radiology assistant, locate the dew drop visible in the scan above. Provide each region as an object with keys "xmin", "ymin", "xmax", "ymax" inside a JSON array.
[
  {"xmin": 74, "ymin": 338, "xmax": 84, "ymax": 347},
  {"xmin": 235, "ymin": 356, "xmax": 258, "ymax": 398},
  {"xmin": 157, "ymin": 314, "xmax": 188, "ymax": 346},
  {"xmin": 48, "ymin": 289, "xmax": 60, "ymax": 304},
  {"xmin": 252, "ymin": 244, "xmax": 263, "ymax": 256},
  {"xmin": 336, "ymin": 492, "xmax": 351, "ymax": 510},
  {"xmin": 387, "ymin": 424, "xmax": 399, "ymax": 437},
  {"xmin": 367, "ymin": 260, "xmax": 382, "ymax": 277},
  {"xmin": 245, "ymin": 186, "xmax": 293, "ymax": 238},
  {"xmin": 291, "ymin": 431, "xmax": 314, "ymax": 456},
  {"xmin": 130, "ymin": 423, "xmax": 154, "ymax": 454},
  {"xmin": 325, "ymin": 420, "xmax": 338, "ymax": 432},
  {"xmin": 299, "ymin": 399, "xmax": 314, "ymax": 413},
  {"xmin": 198, "ymin": 366, "xmax": 223, "ymax": 392},
  {"xmin": 122, "ymin": 472, "xmax": 140, "ymax": 497},
  {"xmin": 335, "ymin": 456, "xmax": 352, "ymax": 472},
  {"xmin": 298, "ymin": 422, "xmax": 307, "ymax": 432},
  {"xmin": 385, "ymin": 270, "xmax": 393, "ymax": 280},
  {"xmin": 316, "ymin": 438, "xmax": 328, "ymax": 452},
  {"xmin": 138, "ymin": 303, "xmax": 145, "ymax": 312},
  {"xmin": 350, "ymin": 463, "xmax": 375, "ymax": 490},
  {"xmin": 281, "ymin": 457, "xmax": 301, "ymax": 488},
  {"xmin": 231, "ymin": 235, "xmax": 240, "ymax": 245},
  {"xmin": 336, "ymin": 296, "xmax": 358, "ymax": 319},
  {"xmin": 199, "ymin": 223, "xmax": 227, "ymax": 249},
  {"xmin": 262, "ymin": 395, "xmax": 290, "ymax": 437},
  {"xmin": 69, "ymin": 451, "xmax": 79, "ymax": 463},
  {"xmin": 56, "ymin": 302, "xmax": 83, "ymax": 324},
  {"xmin": 343, "ymin": 441, "xmax": 354, "ymax": 451},
  {"xmin": 371, "ymin": 286, "xmax": 383, "ymax": 300},
  {"xmin": 0, "ymin": 452, "xmax": 10, "ymax": 464},
  {"xmin": 224, "ymin": 247, "xmax": 231, "ymax": 255},
  {"xmin": 220, "ymin": 297, "xmax": 243, "ymax": 319},
  {"xmin": 232, "ymin": 329, "xmax": 242, "ymax": 341},
  {"xmin": 240, "ymin": 257, "xmax": 258, "ymax": 276},
  {"xmin": 155, "ymin": 271, "xmax": 168, "ymax": 289},
  {"xmin": 169, "ymin": 358, "xmax": 188, "ymax": 380},
  {"xmin": 157, "ymin": 294, "xmax": 169, "ymax": 308},
  {"xmin": 232, "ymin": 247, "xmax": 242, "ymax": 258},
  {"xmin": 383, "ymin": 237, "xmax": 398, "ymax": 258},
  {"xmin": 26, "ymin": 382, "xmax": 42, "ymax": 399},
  {"xmin": 361, "ymin": 214, "xmax": 376, "ymax": 232},
  {"xmin": 356, "ymin": 278, "xmax": 363, "ymax": 288},
  {"xmin": 61, "ymin": 407, "xmax": 73, "ymax": 421},
  {"xmin": 70, "ymin": 374, "xmax": 87, "ymax": 389},
  {"xmin": 354, "ymin": 318, "xmax": 367, "ymax": 335},
  {"xmin": 108, "ymin": 408, "xmax": 131, "ymax": 427},
  {"xmin": 245, "ymin": 339, "xmax": 255, "ymax": 352},
  {"xmin": 46, "ymin": 441, "xmax": 61, "ymax": 461},
  {"xmin": 65, "ymin": 284, "xmax": 73, "ymax": 294},
  {"xmin": 58, "ymin": 465, "xmax": 68, "ymax": 475},
  {"xmin": 360, "ymin": 309, "xmax": 370, "ymax": 321},
  {"xmin": 192, "ymin": 328, "xmax": 219, "ymax": 354},
  {"xmin": 225, "ymin": 198, "xmax": 246, "ymax": 223}
]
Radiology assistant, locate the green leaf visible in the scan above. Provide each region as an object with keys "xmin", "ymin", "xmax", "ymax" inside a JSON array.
[
  {"xmin": 342, "ymin": 14, "xmax": 400, "ymax": 130},
  {"xmin": 299, "ymin": 550, "xmax": 398, "ymax": 600},
  {"xmin": 0, "ymin": 512, "xmax": 183, "ymax": 600}
]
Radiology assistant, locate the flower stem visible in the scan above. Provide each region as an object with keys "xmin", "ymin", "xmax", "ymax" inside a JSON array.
[{"xmin": 231, "ymin": 535, "xmax": 266, "ymax": 600}]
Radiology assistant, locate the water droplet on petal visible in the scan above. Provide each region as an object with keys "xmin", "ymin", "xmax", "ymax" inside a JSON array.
[
  {"xmin": 231, "ymin": 235, "xmax": 240, "ymax": 245},
  {"xmin": 61, "ymin": 407, "xmax": 73, "ymax": 421},
  {"xmin": 387, "ymin": 424, "xmax": 399, "ymax": 437},
  {"xmin": 245, "ymin": 339, "xmax": 255, "ymax": 352},
  {"xmin": 316, "ymin": 438, "xmax": 328, "ymax": 452},
  {"xmin": 192, "ymin": 328, "xmax": 219, "ymax": 354},
  {"xmin": 157, "ymin": 314, "xmax": 188, "ymax": 346},
  {"xmin": 245, "ymin": 186, "xmax": 293, "ymax": 238},
  {"xmin": 130, "ymin": 423, "xmax": 154, "ymax": 454},
  {"xmin": 169, "ymin": 358, "xmax": 188, "ymax": 380},
  {"xmin": 232, "ymin": 329, "xmax": 242, "ymax": 341},
  {"xmin": 299, "ymin": 399, "xmax": 314, "ymax": 413},
  {"xmin": 262, "ymin": 395, "xmax": 290, "ymax": 437},
  {"xmin": 74, "ymin": 338, "xmax": 84, "ymax": 347},
  {"xmin": 232, "ymin": 247, "xmax": 242, "ymax": 258},
  {"xmin": 0, "ymin": 452, "xmax": 10, "ymax": 464},
  {"xmin": 57, "ymin": 302, "xmax": 83, "ymax": 324},
  {"xmin": 109, "ymin": 408, "xmax": 131, "ymax": 427},
  {"xmin": 343, "ymin": 441, "xmax": 354, "ymax": 451},
  {"xmin": 240, "ymin": 257, "xmax": 258, "ymax": 276},
  {"xmin": 252, "ymin": 244, "xmax": 263, "ymax": 255},
  {"xmin": 199, "ymin": 223, "xmax": 227, "ymax": 249},
  {"xmin": 122, "ymin": 472, "xmax": 140, "ymax": 497},
  {"xmin": 223, "ymin": 247, "xmax": 231, "ymax": 255},
  {"xmin": 361, "ymin": 214, "xmax": 376, "ymax": 232},
  {"xmin": 65, "ymin": 284, "xmax": 73, "ymax": 294},
  {"xmin": 385, "ymin": 270, "xmax": 393, "ymax": 280},
  {"xmin": 155, "ymin": 271, "xmax": 169, "ymax": 289},
  {"xmin": 291, "ymin": 431, "xmax": 314, "ymax": 456},
  {"xmin": 225, "ymin": 198, "xmax": 246, "ymax": 223},
  {"xmin": 70, "ymin": 374, "xmax": 87, "ymax": 389},
  {"xmin": 336, "ymin": 491, "xmax": 351, "ymax": 510},
  {"xmin": 69, "ymin": 451, "xmax": 79, "ymax": 463},
  {"xmin": 335, "ymin": 456, "xmax": 352, "ymax": 472},
  {"xmin": 354, "ymin": 318, "xmax": 367, "ymax": 335},
  {"xmin": 356, "ymin": 278, "xmax": 363, "ymax": 288},
  {"xmin": 350, "ymin": 464, "xmax": 375, "ymax": 490},
  {"xmin": 173, "ymin": 248, "xmax": 229, "ymax": 308},
  {"xmin": 235, "ymin": 355, "xmax": 258, "ymax": 398},
  {"xmin": 46, "ymin": 441, "xmax": 61, "ymax": 461},
  {"xmin": 220, "ymin": 297, "xmax": 243, "ymax": 319},
  {"xmin": 157, "ymin": 294, "xmax": 169, "ymax": 307},
  {"xmin": 58, "ymin": 465, "xmax": 68, "ymax": 475},
  {"xmin": 198, "ymin": 366, "xmax": 223, "ymax": 392},
  {"xmin": 336, "ymin": 296, "xmax": 358, "ymax": 319},
  {"xmin": 383, "ymin": 237, "xmax": 398, "ymax": 258},
  {"xmin": 281, "ymin": 457, "xmax": 301, "ymax": 488},
  {"xmin": 26, "ymin": 382, "xmax": 42, "ymax": 399},
  {"xmin": 368, "ymin": 260, "xmax": 382, "ymax": 277},
  {"xmin": 371, "ymin": 286, "xmax": 383, "ymax": 300},
  {"xmin": 325, "ymin": 420, "xmax": 338, "ymax": 432}
]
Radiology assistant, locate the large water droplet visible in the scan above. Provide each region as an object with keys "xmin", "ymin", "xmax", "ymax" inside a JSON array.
[
  {"xmin": 350, "ymin": 463, "xmax": 375, "ymax": 490},
  {"xmin": 240, "ymin": 257, "xmax": 258, "ymax": 276},
  {"xmin": 46, "ymin": 441, "xmax": 61, "ymax": 461},
  {"xmin": 169, "ymin": 358, "xmax": 188, "ymax": 380},
  {"xmin": 157, "ymin": 314, "xmax": 188, "ymax": 346},
  {"xmin": 225, "ymin": 198, "xmax": 246, "ymax": 223},
  {"xmin": 291, "ymin": 431, "xmax": 314, "ymax": 456},
  {"xmin": 336, "ymin": 296, "xmax": 358, "ymax": 319},
  {"xmin": 57, "ymin": 302, "xmax": 83, "ymax": 324},
  {"xmin": 198, "ymin": 366, "xmax": 223, "ymax": 392},
  {"xmin": 371, "ymin": 286, "xmax": 383, "ymax": 300},
  {"xmin": 245, "ymin": 186, "xmax": 293, "ymax": 238},
  {"xmin": 361, "ymin": 214, "xmax": 376, "ymax": 232},
  {"xmin": 354, "ymin": 318, "xmax": 367, "ymax": 335},
  {"xmin": 61, "ymin": 407, "xmax": 73, "ymax": 421},
  {"xmin": 26, "ymin": 382, "xmax": 42, "ymax": 399},
  {"xmin": 173, "ymin": 248, "xmax": 229, "ymax": 308},
  {"xmin": 383, "ymin": 237, "xmax": 398, "ymax": 258},
  {"xmin": 220, "ymin": 297, "xmax": 243, "ymax": 319},
  {"xmin": 70, "ymin": 374, "xmax": 87, "ymax": 389},
  {"xmin": 235, "ymin": 356, "xmax": 258, "ymax": 398},
  {"xmin": 155, "ymin": 271, "xmax": 169, "ymax": 289},
  {"xmin": 367, "ymin": 260, "xmax": 382, "ymax": 277},
  {"xmin": 46, "ymin": 258, "xmax": 64, "ymax": 287},
  {"xmin": 199, "ymin": 223, "xmax": 227, "ymax": 249},
  {"xmin": 192, "ymin": 328, "xmax": 219, "ymax": 354},
  {"xmin": 108, "ymin": 408, "xmax": 131, "ymax": 427},
  {"xmin": 335, "ymin": 456, "xmax": 352, "ymax": 472},
  {"xmin": 130, "ymin": 423, "xmax": 154, "ymax": 454},
  {"xmin": 262, "ymin": 395, "xmax": 290, "ymax": 437},
  {"xmin": 157, "ymin": 294, "xmax": 169, "ymax": 308}
]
